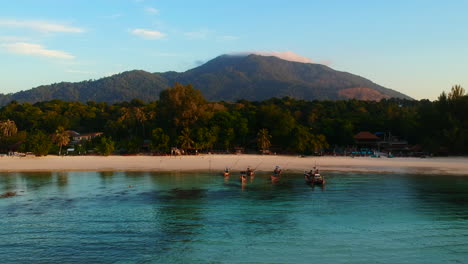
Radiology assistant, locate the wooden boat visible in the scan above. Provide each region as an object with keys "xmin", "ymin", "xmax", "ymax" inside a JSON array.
[
  {"xmin": 239, "ymin": 168, "xmax": 254, "ymax": 183},
  {"xmin": 271, "ymin": 166, "xmax": 282, "ymax": 182},
  {"xmin": 304, "ymin": 171, "xmax": 325, "ymax": 185},
  {"xmin": 312, "ymin": 173, "xmax": 325, "ymax": 185},
  {"xmin": 304, "ymin": 172, "xmax": 313, "ymax": 184},
  {"xmin": 271, "ymin": 174, "xmax": 280, "ymax": 183},
  {"xmin": 240, "ymin": 174, "xmax": 247, "ymax": 184}
]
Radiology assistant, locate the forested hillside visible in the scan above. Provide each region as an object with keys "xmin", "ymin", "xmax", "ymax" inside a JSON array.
[{"xmin": 0, "ymin": 54, "xmax": 411, "ymax": 106}]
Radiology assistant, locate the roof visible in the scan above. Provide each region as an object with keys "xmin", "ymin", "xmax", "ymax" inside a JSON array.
[
  {"xmin": 78, "ymin": 132, "xmax": 103, "ymax": 137},
  {"xmin": 354, "ymin": 131, "xmax": 379, "ymax": 140},
  {"xmin": 66, "ymin": 130, "xmax": 80, "ymax": 137}
]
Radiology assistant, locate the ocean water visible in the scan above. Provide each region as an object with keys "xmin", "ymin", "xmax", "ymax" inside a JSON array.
[{"xmin": 0, "ymin": 171, "xmax": 467, "ymax": 264}]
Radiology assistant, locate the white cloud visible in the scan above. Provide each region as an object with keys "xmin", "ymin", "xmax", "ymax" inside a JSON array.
[
  {"xmin": 145, "ymin": 7, "xmax": 159, "ymax": 14},
  {"xmin": 230, "ymin": 51, "xmax": 313, "ymax": 63},
  {"xmin": 0, "ymin": 19, "xmax": 84, "ymax": 33},
  {"xmin": 0, "ymin": 35, "xmax": 28, "ymax": 42},
  {"xmin": 2, "ymin": 42, "xmax": 75, "ymax": 59},
  {"xmin": 131, "ymin": 28, "xmax": 166, "ymax": 39}
]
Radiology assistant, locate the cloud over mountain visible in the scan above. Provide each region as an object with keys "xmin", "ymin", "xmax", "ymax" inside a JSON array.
[{"xmin": 230, "ymin": 51, "xmax": 313, "ymax": 63}]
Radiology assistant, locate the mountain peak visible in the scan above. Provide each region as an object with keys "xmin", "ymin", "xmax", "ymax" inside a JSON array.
[
  {"xmin": 0, "ymin": 53, "xmax": 412, "ymax": 106},
  {"xmin": 225, "ymin": 51, "xmax": 314, "ymax": 64}
]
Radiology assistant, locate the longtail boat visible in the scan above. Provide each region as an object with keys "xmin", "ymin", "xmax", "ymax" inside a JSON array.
[
  {"xmin": 271, "ymin": 166, "xmax": 282, "ymax": 182},
  {"xmin": 304, "ymin": 170, "xmax": 325, "ymax": 185}
]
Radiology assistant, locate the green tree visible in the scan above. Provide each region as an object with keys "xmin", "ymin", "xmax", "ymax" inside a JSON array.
[
  {"xmin": 448, "ymin": 85, "xmax": 465, "ymax": 100},
  {"xmin": 257, "ymin": 104, "xmax": 296, "ymax": 146},
  {"xmin": 221, "ymin": 128, "xmax": 235, "ymax": 151},
  {"xmin": 151, "ymin": 128, "xmax": 170, "ymax": 153},
  {"xmin": 96, "ymin": 136, "xmax": 115, "ymax": 156},
  {"xmin": 24, "ymin": 131, "xmax": 52, "ymax": 156},
  {"xmin": 158, "ymin": 83, "xmax": 207, "ymax": 129},
  {"xmin": 53, "ymin": 126, "xmax": 70, "ymax": 155},
  {"xmin": 0, "ymin": 119, "xmax": 18, "ymax": 138},
  {"xmin": 289, "ymin": 126, "xmax": 311, "ymax": 153},
  {"xmin": 178, "ymin": 127, "xmax": 194, "ymax": 153},
  {"xmin": 310, "ymin": 134, "xmax": 329, "ymax": 153},
  {"xmin": 194, "ymin": 127, "xmax": 218, "ymax": 151},
  {"xmin": 118, "ymin": 105, "xmax": 147, "ymax": 137},
  {"xmin": 257, "ymin": 128, "xmax": 271, "ymax": 154}
]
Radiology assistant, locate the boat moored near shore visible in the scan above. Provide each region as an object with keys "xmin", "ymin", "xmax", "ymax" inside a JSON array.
[{"xmin": 305, "ymin": 167, "xmax": 325, "ymax": 185}]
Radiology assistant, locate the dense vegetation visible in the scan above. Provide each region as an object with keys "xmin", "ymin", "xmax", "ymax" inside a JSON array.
[
  {"xmin": 0, "ymin": 83, "xmax": 466, "ymax": 156},
  {"xmin": 0, "ymin": 54, "xmax": 411, "ymax": 106}
]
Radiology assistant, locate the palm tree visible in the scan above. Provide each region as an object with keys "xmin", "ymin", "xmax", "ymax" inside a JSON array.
[
  {"xmin": 257, "ymin": 128, "xmax": 271, "ymax": 154},
  {"xmin": 310, "ymin": 134, "xmax": 329, "ymax": 153},
  {"xmin": 0, "ymin": 119, "xmax": 18, "ymax": 138},
  {"xmin": 54, "ymin": 126, "xmax": 70, "ymax": 156},
  {"xmin": 118, "ymin": 106, "xmax": 147, "ymax": 137},
  {"xmin": 178, "ymin": 127, "xmax": 194, "ymax": 153}
]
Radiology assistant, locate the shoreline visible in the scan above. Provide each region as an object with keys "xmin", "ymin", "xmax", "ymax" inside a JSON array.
[{"xmin": 0, "ymin": 154, "xmax": 467, "ymax": 175}]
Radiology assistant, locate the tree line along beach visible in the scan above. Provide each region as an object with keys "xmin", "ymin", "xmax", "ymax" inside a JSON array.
[{"xmin": 0, "ymin": 84, "xmax": 467, "ymax": 160}]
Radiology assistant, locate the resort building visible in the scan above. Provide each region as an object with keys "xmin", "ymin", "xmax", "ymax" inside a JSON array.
[
  {"xmin": 354, "ymin": 131, "xmax": 380, "ymax": 149},
  {"xmin": 354, "ymin": 131, "xmax": 409, "ymax": 155},
  {"xmin": 67, "ymin": 130, "xmax": 104, "ymax": 144}
]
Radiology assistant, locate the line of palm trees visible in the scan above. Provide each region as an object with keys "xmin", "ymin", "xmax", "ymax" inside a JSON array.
[{"xmin": 0, "ymin": 119, "xmax": 71, "ymax": 156}]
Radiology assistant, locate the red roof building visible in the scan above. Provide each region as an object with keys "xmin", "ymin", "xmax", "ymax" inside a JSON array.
[{"xmin": 354, "ymin": 131, "xmax": 379, "ymax": 141}]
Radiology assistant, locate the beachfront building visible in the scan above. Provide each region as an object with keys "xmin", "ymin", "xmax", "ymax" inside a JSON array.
[
  {"xmin": 354, "ymin": 131, "xmax": 380, "ymax": 149},
  {"xmin": 67, "ymin": 130, "xmax": 103, "ymax": 144},
  {"xmin": 73, "ymin": 132, "xmax": 104, "ymax": 142},
  {"xmin": 375, "ymin": 132, "xmax": 409, "ymax": 154},
  {"xmin": 354, "ymin": 131, "xmax": 410, "ymax": 156},
  {"xmin": 63, "ymin": 130, "xmax": 104, "ymax": 155}
]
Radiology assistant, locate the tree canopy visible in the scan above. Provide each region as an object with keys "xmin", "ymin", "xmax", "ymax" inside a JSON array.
[{"xmin": 0, "ymin": 83, "xmax": 466, "ymax": 156}]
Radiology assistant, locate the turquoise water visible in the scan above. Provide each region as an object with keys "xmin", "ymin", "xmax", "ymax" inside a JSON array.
[{"xmin": 1, "ymin": 171, "xmax": 468, "ymax": 263}]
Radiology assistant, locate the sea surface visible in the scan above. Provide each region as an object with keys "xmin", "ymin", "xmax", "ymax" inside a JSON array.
[{"xmin": 0, "ymin": 171, "xmax": 467, "ymax": 264}]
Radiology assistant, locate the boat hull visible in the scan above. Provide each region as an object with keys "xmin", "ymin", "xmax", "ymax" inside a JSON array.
[{"xmin": 305, "ymin": 173, "xmax": 325, "ymax": 185}]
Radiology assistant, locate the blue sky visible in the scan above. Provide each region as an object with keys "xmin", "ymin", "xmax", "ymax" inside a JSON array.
[{"xmin": 1, "ymin": 0, "xmax": 467, "ymax": 100}]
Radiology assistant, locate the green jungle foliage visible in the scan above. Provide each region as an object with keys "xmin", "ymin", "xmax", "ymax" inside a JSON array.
[
  {"xmin": 0, "ymin": 84, "xmax": 466, "ymax": 156},
  {"xmin": 95, "ymin": 136, "xmax": 115, "ymax": 156}
]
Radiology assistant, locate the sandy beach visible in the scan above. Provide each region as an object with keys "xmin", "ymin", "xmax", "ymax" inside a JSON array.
[{"xmin": 0, "ymin": 154, "xmax": 467, "ymax": 175}]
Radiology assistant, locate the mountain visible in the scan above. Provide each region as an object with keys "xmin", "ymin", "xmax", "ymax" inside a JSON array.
[
  {"xmin": 0, "ymin": 54, "xmax": 411, "ymax": 105},
  {"xmin": 167, "ymin": 54, "xmax": 411, "ymax": 101},
  {"xmin": 0, "ymin": 70, "xmax": 169, "ymax": 106}
]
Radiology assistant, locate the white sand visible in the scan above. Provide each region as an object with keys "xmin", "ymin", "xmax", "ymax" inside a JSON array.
[{"xmin": 0, "ymin": 154, "xmax": 467, "ymax": 175}]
